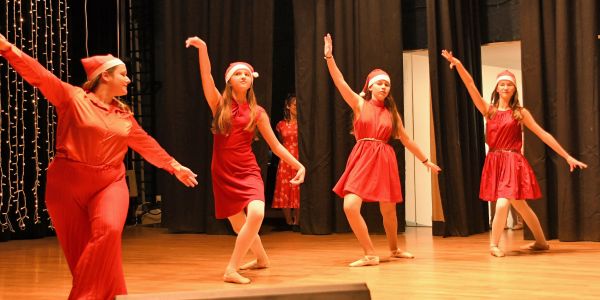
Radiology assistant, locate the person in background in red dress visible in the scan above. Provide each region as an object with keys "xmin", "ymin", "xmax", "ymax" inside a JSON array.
[
  {"xmin": 441, "ymin": 50, "xmax": 587, "ymax": 257},
  {"xmin": 272, "ymin": 94, "xmax": 300, "ymax": 231},
  {"xmin": 186, "ymin": 36, "xmax": 305, "ymax": 284},
  {"xmin": 0, "ymin": 34, "xmax": 198, "ymax": 299},
  {"xmin": 324, "ymin": 34, "xmax": 441, "ymax": 267}
]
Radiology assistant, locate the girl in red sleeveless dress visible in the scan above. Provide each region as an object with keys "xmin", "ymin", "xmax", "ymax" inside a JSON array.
[
  {"xmin": 324, "ymin": 34, "xmax": 441, "ymax": 267},
  {"xmin": 441, "ymin": 50, "xmax": 587, "ymax": 257},
  {"xmin": 186, "ymin": 37, "xmax": 305, "ymax": 284},
  {"xmin": 272, "ymin": 95, "xmax": 300, "ymax": 228}
]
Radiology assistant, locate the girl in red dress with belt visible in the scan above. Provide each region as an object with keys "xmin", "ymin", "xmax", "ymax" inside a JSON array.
[
  {"xmin": 324, "ymin": 34, "xmax": 441, "ymax": 267},
  {"xmin": 186, "ymin": 37, "xmax": 305, "ymax": 284},
  {"xmin": 441, "ymin": 50, "xmax": 587, "ymax": 257},
  {"xmin": 0, "ymin": 34, "xmax": 198, "ymax": 299},
  {"xmin": 272, "ymin": 94, "xmax": 300, "ymax": 229}
]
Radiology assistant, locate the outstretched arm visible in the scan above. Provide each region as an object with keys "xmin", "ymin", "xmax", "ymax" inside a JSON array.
[
  {"xmin": 441, "ymin": 50, "xmax": 488, "ymax": 116},
  {"xmin": 521, "ymin": 109, "xmax": 587, "ymax": 172},
  {"xmin": 324, "ymin": 33, "xmax": 363, "ymax": 113},
  {"xmin": 0, "ymin": 34, "xmax": 73, "ymax": 108},
  {"xmin": 395, "ymin": 114, "xmax": 442, "ymax": 174},
  {"xmin": 257, "ymin": 113, "xmax": 305, "ymax": 185},
  {"xmin": 186, "ymin": 36, "xmax": 221, "ymax": 115}
]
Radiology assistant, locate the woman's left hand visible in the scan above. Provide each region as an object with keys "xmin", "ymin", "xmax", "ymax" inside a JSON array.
[
  {"xmin": 174, "ymin": 165, "xmax": 199, "ymax": 187},
  {"xmin": 424, "ymin": 161, "xmax": 442, "ymax": 174},
  {"xmin": 290, "ymin": 166, "xmax": 306, "ymax": 185},
  {"xmin": 566, "ymin": 156, "xmax": 587, "ymax": 172}
]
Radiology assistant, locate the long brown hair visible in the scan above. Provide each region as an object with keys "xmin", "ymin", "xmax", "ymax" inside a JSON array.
[
  {"xmin": 361, "ymin": 90, "xmax": 402, "ymax": 139},
  {"xmin": 212, "ymin": 82, "xmax": 259, "ymax": 134},
  {"xmin": 82, "ymin": 65, "xmax": 131, "ymax": 113},
  {"xmin": 487, "ymin": 83, "xmax": 522, "ymax": 121},
  {"xmin": 283, "ymin": 93, "xmax": 296, "ymax": 122}
]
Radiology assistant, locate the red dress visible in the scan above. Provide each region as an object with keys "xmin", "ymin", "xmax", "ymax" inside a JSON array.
[
  {"xmin": 479, "ymin": 110, "xmax": 541, "ymax": 201},
  {"xmin": 212, "ymin": 101, "xmax": 266, "ymax": 218},
  {"xmin": 333, "ymin": 99, "xmax": 403, "ymax": 202},
  {"xmin": 272, "ymin": 120, "xmax": 300, "ymax": 208}
]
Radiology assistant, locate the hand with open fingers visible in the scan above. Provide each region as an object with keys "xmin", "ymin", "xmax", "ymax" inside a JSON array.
[
  {"xmin": 0, "ymin": 34, "xmax": 11, "ymax": 51},
  {"xmin": 323, "ymin": 33, "xmax": 333, "ymax": 58},
  {"xmin": 289, "ymin": 166, "xmax": 306, "ymax": 185},
  {"xmin": 185, "ymin": 36, "xmax": 206, "ymax": 50},
  {"xmin": 174, "ymin": 165, "xmax": 199, "ymax": 187},
  {"xmin": 566, "ymin": 156, "xmax": 587, "ymax": 172},
  {"xmin": 441, "ymin": 49, "xmax": 459, "ymax": 69},
  {"xmin": 425, "ymin": 161, "xmax": 442, "ymax": 174}
]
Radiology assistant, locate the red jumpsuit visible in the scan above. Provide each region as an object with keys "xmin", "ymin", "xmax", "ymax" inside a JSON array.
[{"xmin": 1, "ymin": 46, "xmax": 179, "ymax": 299}]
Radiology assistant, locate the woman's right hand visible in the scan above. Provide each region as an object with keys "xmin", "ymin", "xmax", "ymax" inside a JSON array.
[
  {"xmin": 290, "ymin": 166, "xmax": 306, "ymax": 186},
  {"xmin": 441, "ymin": 49, "xmax": 460, "ymax": 69},
  {"xmin": 0, "ymin": 34, "xmax": 12, "ymax": 52},
  {"xmin": 323, "ymin": 33, "xmax": 333, "ymax": 58},
  {"xmin": 185, "ymin": 36, "xmax": 206, "ymax": 50}
]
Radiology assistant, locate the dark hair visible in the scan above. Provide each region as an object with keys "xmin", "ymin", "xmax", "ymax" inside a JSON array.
[
  {"xmin": 487, "ymin": 82, "xmax": 522, "ymax": 121},
  {"xmin": 81, "ymin": 65, "xmax": 131, "ymax": 113},
  {"xmin": 283, "ymin": 93, "xmax": 296, "ymax": 122}
]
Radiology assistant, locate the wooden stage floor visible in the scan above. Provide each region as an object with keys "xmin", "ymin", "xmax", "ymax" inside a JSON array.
[{"xmin": 1, "ymin": 226, "xmax": 600, "ymax": 299}]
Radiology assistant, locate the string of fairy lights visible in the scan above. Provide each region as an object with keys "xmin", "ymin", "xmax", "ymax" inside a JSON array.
[{"xmin": 0, "ymin": 0, "xmax": 68, "ymax": 232}]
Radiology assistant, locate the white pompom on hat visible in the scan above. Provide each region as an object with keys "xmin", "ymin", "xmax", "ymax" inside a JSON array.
[
  {"xmin": 359, "ymin": 69, "xmax": 391, "ymax": 97},
  {"xmin": 81, "ymin": 54, "xmax": 125, "ymax": 81},
  {"xmin": 224, "ymin": 62, "xmax": 259, "ymax": 83}
]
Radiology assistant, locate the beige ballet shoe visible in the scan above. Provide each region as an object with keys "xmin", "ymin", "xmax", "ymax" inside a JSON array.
[
  {"xmin": 390, "ymin": 249, "xmax": 414, "ymax": 259},
  {"xmin": 239, "ymin": 259, "xmax": 269, "ymax": 270},
  {"xmin": 490, "ymin": 246, "xmax": 505, "ymax": 257},
  {"xmin": 223, "ymin": 271, "xmax": 251, "ymax": 284},
  {"xmin": 520, "ymin": 242, "xmax": 550, "ymax": 251},
  {"xmin": 349, "ymin": 255, "xmax": 379, "ymax": 267}
]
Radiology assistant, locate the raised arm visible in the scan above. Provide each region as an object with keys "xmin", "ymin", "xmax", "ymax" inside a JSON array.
[
  {"xmin": 521, "ymin": 109, "xmax": 587, "ymax": 172},
  {"xmin": 395, "ymin": 114, "xmax": 442, "ymax": 174},
  {"xmin": 185, "ymin": 36, "xmax": 221, "ymax": 115},
  {"xmin": 0, "ymin": 34, "xmax": 73, "ymax": 108},
  {"xmin": 441, "ymin": 50, "xmax": 488, "ymax": 116},
  {"xmin": 324, "ymin": 33, "xmax": 363, "ymax": 113},
  {"xmin": 256, "ymin": 112, "xmax": 305, "ymax": 185}
]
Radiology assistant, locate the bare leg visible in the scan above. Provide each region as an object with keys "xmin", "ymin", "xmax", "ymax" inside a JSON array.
[
  {"xmin": 509, "ymin": 199, "xmax": 549, "ymax": 249},
  {"xmin": 343, "ymin": 194, "xmax": 379, "ymax": 266},
  {"xmin": 490, "ymin": 198, "xmax": 511, "ymax": 257},
  {"xmin": 282, "ymin": 208, "xmax": 293, "ymax": 225},
  {"xmin": 379, "ymin": 202, "xmax": 413, "ymax": 258},
  {"xmin": 223, "ymin": 200, "xmax": 267, "ymax": 284},
  {"xmin": 292, "ymin": 208, "xmax": 300, "ymax": 225}
]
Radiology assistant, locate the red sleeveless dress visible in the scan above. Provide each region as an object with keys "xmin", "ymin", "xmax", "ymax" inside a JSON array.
[
  {"xmin": 333, "ymin": 99, "xmax": 403, "ymax": 202},
  {"xmin": 479, "ymin": 109, "xmax": 541, "ymax": 201},
  {"xmin": 272, "ymin": 120, "xmax": 300, "ymax": 209},
  {"xmin": 212, "ymin": 101, "xmax": 266, "ymax": 218}
]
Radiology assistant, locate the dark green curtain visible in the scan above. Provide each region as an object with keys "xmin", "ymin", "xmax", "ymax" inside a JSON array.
[
  {"xmin": 293, "ymin": 0, "xmax": 405, "ymax": 234},
  {"xmin": 520, "ymin": 0, "xmax": 600, "ymax": 241},
  {"xmin": 154, "ymin": 0, "xmax": 274, "ymax": 233},
  {"xmin": 427, "ymin": 0, "xmax": 489, "ymax": 236}
]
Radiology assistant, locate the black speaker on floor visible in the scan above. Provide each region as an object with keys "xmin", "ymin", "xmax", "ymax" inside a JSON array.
[{"xmin": 117, "ymin": 282, "xmax": 371, "ymax": 300}]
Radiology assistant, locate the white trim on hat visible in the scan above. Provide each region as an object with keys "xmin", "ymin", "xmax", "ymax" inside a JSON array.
[
  {"xmin": 368, "ymin": 74, "xmax": 391, "ymax": 89},
  {"xmin": 88, "ymin": 58, "xmax": 125, "ymax": 80},
  {"xmin": 225, "ymin": 64, "xmax": 259, "ymax": 83},
  {"xmin": 495, "ymin": 75, "xmax": 515, "ymax": 85}
]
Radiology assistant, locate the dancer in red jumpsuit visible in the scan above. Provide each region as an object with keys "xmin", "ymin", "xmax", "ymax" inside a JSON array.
[
  {"xmin": 186, "ymin": 36, "xmax": 305, "ymax": 284},
  {"xmin": 0, "ymin": 34, "xmax": 198, "ymax": 299}
]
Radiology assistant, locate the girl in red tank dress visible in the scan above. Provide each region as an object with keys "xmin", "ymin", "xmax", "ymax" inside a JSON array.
[
  {"xmin": 0, "ymin": 34, "xmax": 198, "ymax": 299},
  {"xmin": 324, "ymin": 34, "xmax": 441, "ymax": 267},
  {"xmin": 186, "ymin": 37, "xmax": 305, "ymax": 284},
  {"xmin": 272, "ymin": 94, "xmax": 300, "ymax": 228},
  {"xmin": 441, "ymin": 50, "xmax": 587, "ymax": 257}
]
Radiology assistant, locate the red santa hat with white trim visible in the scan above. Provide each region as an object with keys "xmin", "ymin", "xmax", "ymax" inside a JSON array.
[
  {"xmin": 359, "ymin": 69, "xmax": 391, "ymax": 97},
  {"xmin": 224, "ymin": 62, "xmax": 259, "ymax": 83},
  {"xmin": 495, "ymin": 70, "xmax": 516, "ymax": 85},
  {"xmin": 81, "ymin": 54, "xmax": 125, "ymax": 81}
]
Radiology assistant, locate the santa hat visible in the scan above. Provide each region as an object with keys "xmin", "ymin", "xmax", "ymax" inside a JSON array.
[
  {"xmin": 359, "ymin": 69, "xmax": 391, "ymax": 97},
  {"xmin": 81, "ymin": 54, "xmax": 125, "ymax": 81},
  {"xmin": 224, "ymin": 62, "xmax": 259, "ymax": 83},
  {"xmin": 495, "ymin": 70, "xmax": 516, "ymax": 85}
]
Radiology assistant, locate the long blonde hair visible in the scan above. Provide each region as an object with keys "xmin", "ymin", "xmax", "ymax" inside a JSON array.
[
  {"xmin": 212, "ymin": 82, "xmax": 259, "ymax": 134},
  {"xmin": 82, "ymin": 66, "xmax": 131, "ymax": 113}
]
